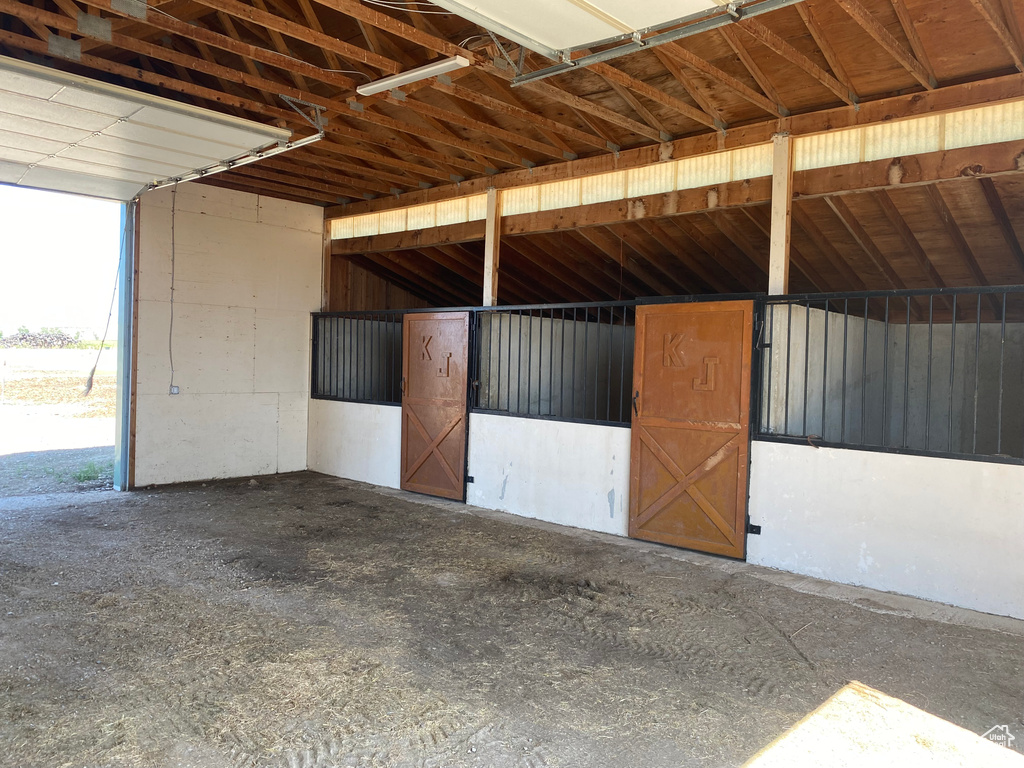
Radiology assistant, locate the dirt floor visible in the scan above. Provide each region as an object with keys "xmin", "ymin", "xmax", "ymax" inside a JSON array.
[{"xmin": 0, "ymin": 472, "xmax": 1021, "ymax": 768}]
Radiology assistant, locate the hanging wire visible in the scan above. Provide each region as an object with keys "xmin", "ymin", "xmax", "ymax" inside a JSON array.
[
  {"xmin": 364, "ymin": 0, "xmax": 452, "ymax": 10},
  {"xmin": 83, "ymin": 202, "xmax": 132, "ymax": 396},
  {"xmin": 168, "ymin": 183, "xmax": 177, "ymax": 392},
  {"xmin": 361, "ymin": 0, "xmax": 454, "ymax": 13}
]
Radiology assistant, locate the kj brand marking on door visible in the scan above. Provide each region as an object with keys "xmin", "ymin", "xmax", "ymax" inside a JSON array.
[
  {"xmin": 663, "ymin": 333, "xmax": 686, "ymax": 367},
  {"xmin": 693, "ymin": 357, "xmax": 719, "ymax": 391},
  {"xmin": 437, "ymin": 352, "xmax": 452, "ymax": 378},
  {"xmin": 421, "ymin": 335, "xmax": 432, "ymax": 361}
]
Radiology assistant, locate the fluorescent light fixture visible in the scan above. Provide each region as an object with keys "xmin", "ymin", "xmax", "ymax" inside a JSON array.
[{"xmin": 356, "ymin": 56, "xmax": 471, "ymax": 96}]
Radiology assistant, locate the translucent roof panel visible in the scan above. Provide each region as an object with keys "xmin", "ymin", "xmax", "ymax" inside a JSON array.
[{"xmin": 0, "ymin": 55, "xmax": 291, "ymax": 202}]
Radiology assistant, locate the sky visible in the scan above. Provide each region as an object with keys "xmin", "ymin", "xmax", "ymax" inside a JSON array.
[{"xmin": 0, "ymin": 184, "xmax": 123, "ymax": 340}]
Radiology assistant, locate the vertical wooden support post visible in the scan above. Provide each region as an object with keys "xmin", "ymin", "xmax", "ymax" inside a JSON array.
[
  {"xmin": 483, "ymin": 187, "xmax": 501, "ymax": 306},
  {"xmin": 321, "ymin": 220, "xmax": 333, "ymax": 311},
  {"xmin": 769, "ymin": 132, "xmax": 794, "ymax": 295}
]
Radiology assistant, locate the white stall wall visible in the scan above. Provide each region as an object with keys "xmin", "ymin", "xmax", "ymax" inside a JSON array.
[
  {"xmin": 306, "ymin": 400, "xmax": 401, "ymax": 489},
  {"xmin": 467, "ymin": 413, "xmax": 631, "ymax": 536},
  {"xmin": 134, "ymin": 183, "xmax": 322, "ymax": 485},
  {"xmin": 747, "ymin": 441, "xmax": 1024, "ymax": 619}
]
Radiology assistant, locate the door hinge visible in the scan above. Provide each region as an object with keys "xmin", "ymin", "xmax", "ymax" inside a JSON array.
[
  {"xmin": 466, "ymin": 476, "xmax": 475, "ymax": 483},
  {"xmin": 746, "ymin": 523, "xmax": 761, "ymax": 535}
]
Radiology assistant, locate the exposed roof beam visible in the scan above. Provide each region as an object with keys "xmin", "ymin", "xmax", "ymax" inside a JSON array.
[
  {"xmin": 794, "ymin": 2, "xmax": 855, "ymax": 94},
  {"xmin": 923, "ymin": 184, "xmax": 992, "ymax": 285},
  {"xmin": 719, "ymin": 26, "xmax": 788, "ymax": 114},
  {"xmin": 569, "ymin": 227, "xmax": 671, "ymax": 296},
  {"xmin": 661, "ymin": 216, "xmax": 754, "ymax": 293},
  {"xmin": 791, "ymin": 203, "xmax": 865, "ymax": 291},
  {"xmin": 741, "ymin": 206, "xmax": 832, "ymax": 292},
  {"xmin": 702, "ymin": 210, "xmax": 769, "ymax": 284},
  {"xmin": 978, "ymin": 178, "xmax": 1024, "ymax": 276},
  {"xmin": 199, "ymin": 174, "xmax": 327, "ymax": 206},
  {"xmin": 737, "ymin": 18, "xmax": 857, "ymax": 105},
  {"xmin": 967, "ymin": 0, "xmax": 1024, "ymax": 72},
  {"xmin": 658, "ymin": 42, "xmax": 786, "ymax": 118},
  {"xmin": 833, "ymin": 0, "xmax": 935, "ymax": 89},
  {"xmin": 589, "ymin": 61, "xmax": 714, "ymax": 132},
  {"xmin": 889, "ymin": 0, "xmax": 937, "ymax": 86},
  {"xmin": 595, "ymin": 73, "xmax": 675, "ymax": 138},
  {"xmin": 640, "ymin": 219, "xmax": 732, "ymax": 293},
  {"xmin": 649, "ymin": 51, "xmax": 727, "ymax": 130},
  {"xmin": 308, "ymin": 0, "xmax": 466, "ymax": 59},
  {"xmin": 470, "ymin": 70, "xmax": 596, "ymax": 153},
  {"xmin": 500, "ymin": 237, "xmax": 606, "ymax": 302},
  {"xmin": 604, "ymin": 223, "xmax": 698, "ymax": 294},
  {"xmin": 189, "ymin": 0, "xmax": 399, "ymax": 73},
  {"xmin": 825, "ymin": 197, "xmax": 906, "ymax": 289},
  {"xmin": 875, "ymin": 190, "xmax": 947, "ymax": 287}
]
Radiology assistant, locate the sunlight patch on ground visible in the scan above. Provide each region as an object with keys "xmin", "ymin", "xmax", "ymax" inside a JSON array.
[{"xmin": 746, "ymin": 681, "xmax": 1023, "ymax": 767}]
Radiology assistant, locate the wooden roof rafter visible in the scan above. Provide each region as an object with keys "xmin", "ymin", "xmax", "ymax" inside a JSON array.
[
  {"xmin": 737, "ymin": 16, "xmax": 857, "ymax": 105},
  {"xmin": 967, "ymin": 0, "xmax": 1024, "ymax": 72},
  {"xmin": 833, "ymin": 0, "xmax": 935, "ymax": 89}
]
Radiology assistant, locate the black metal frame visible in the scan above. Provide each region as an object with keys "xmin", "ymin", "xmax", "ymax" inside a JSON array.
[
  {"xmin": 311, "ymin": 284, "xmax": 1024, "ymax": 467},
  {"xmin": 757, "ymin": 284, "xmax": 1024, "ymax": 466}
]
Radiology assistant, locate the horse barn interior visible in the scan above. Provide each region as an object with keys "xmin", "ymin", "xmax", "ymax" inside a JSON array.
[{"xmin": 3, "ymin": 0, "xmax": 1024, "ymax": 764}]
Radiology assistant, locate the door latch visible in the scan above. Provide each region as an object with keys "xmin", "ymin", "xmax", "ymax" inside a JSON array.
[{"xmin": 632, "ymin": 390, "xmax": 639, "ymax": 416}]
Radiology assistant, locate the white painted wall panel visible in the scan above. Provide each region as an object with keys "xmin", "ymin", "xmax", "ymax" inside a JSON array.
[
  {"xmin": 134, "ymin": 182, "xmax": 322, "ymax": 486},
  {"xmin": 466, "ymin": 413, "xmax": 630, "ymax": 536},
  {"xmin": 306, "ymin": 400, "xmax": 402, "ymax": 489},
  {"xmin": 747, "ymin": 441, "xmax": 1024, "ymax": 620},
  {"xmin": 135, "ymin": 392, "xmax": 281, "ymax": 482}
]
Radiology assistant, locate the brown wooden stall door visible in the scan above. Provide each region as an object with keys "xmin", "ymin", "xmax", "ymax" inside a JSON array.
[
  {"xmin": 401, "ymin": 312, "xmax": 470, "ymax": 501},
  {"xmin": 628, "ymin": 301, "xmax": 754, "ymax": 559}
]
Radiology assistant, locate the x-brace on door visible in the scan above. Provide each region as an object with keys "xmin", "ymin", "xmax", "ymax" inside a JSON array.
[{"xmin": 400, "ymin": 312, "xmax": 470, "ymax": 501}]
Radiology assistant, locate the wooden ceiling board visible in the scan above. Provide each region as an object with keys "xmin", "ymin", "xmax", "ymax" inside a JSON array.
[{"xmin": 909, "ymin": 0, "xmax": 1022, "ymax": 81}]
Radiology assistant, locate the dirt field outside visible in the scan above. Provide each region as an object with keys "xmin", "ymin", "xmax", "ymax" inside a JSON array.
[{"xmin": 0, "ymin": 347, "xmax": 116, "ymax": 495}]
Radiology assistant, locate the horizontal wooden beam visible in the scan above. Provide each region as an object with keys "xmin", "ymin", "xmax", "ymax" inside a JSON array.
[
  {"xmin": 332, "ymin": 221, "xmax": 486, "ymax": 255},
  {"xmin": 331, "ymin": 138, "xmax": 1024, "ymax": 252},
  {"xmin": 330, "ymin": 72, "xmax": 1024, "ymax": 218}
]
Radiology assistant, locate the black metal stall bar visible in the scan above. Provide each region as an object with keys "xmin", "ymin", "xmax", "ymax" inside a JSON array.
[{"xmin": 756, "ymin": 285, "xmax": 1024, "ymax": 464}]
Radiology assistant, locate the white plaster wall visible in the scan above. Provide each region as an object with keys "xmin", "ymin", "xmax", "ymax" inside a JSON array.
[
  {"xmin": 467, "ymin": 413, "xmax": 631, "ymax": 536},
  {"xmin": 747, "ymin": 441, "xmax": 1024, "ymax": 620},
  {"xmin": 306, "ymin": 400, "xmax": 401, "ymax": 489},
  {"xmin": 134, "ymin": 183, "xmax": 322, "ymax": 485}
]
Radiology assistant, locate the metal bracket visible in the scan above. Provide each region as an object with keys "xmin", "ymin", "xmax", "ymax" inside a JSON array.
[
  {"xmin": 747, "ymin": 523, "xmax": 762, "ymax": 535},
  {"xmin": 280, "ymin": 94, "xmax": 327, "ymax": 134},
  {"xmin": 486, "ymin": 29, "xmax": 520, "ymax": 74}
]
